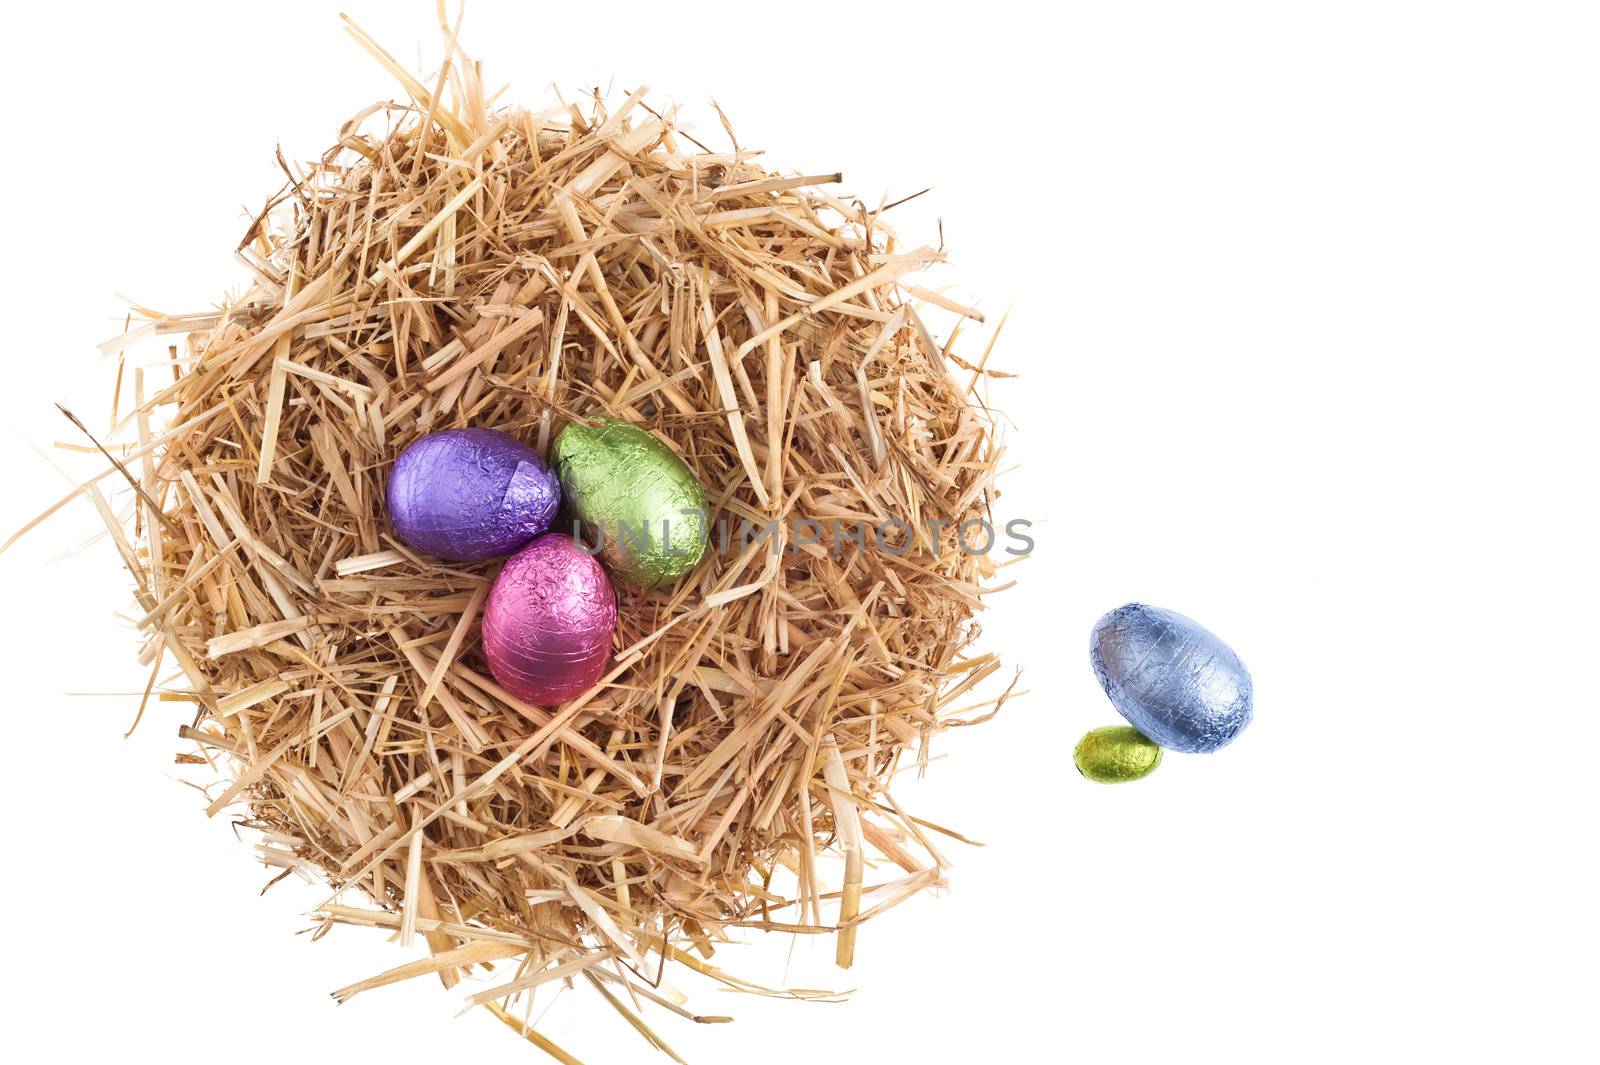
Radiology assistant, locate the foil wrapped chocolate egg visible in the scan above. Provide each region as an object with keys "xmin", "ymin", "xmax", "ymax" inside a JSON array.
[
  {"xmin": 1074, "ymin": 725, "xmax": 1163, "ymax": 783},
  {"xmin": 1090, "ymin": 603, "xmax": 1253, "ymax": 753},
  {"xmin": 387, "ymin": 428, "xmax": 559, "ymax": 562},
  {"xmin": 482, "ymin": 534, "xmax": 616, "ymax": 705},
  {"xmin": 551, "ymin": 417, "xmax": 708, "ymax": 589}
]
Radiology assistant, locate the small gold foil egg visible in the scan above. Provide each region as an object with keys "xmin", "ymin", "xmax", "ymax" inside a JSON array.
[{"xmin": 1073, "ymin": 725, "xmax": 1162, "ymax": 784}]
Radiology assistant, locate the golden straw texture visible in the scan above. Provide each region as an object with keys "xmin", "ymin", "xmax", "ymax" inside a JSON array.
[{"xmin": 46, "ymin": 14, "xmax": 1017, "ymax": 1057}]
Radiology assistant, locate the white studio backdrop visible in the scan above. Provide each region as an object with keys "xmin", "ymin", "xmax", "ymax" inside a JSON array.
[{"xmin": 2, "ymin": 2, "xmax": 1596, "ymax": 1062}]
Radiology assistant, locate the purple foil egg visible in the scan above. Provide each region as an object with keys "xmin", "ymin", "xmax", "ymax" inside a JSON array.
[
  {"xmin": 482, "ymin": 534, "xmax": 617, "ymax": 705},
  {"xmin": 387, "ymin": 428, "xmax": 559, "ymax": 562}
]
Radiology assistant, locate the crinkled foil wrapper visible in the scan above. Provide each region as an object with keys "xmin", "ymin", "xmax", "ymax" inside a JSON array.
[
  {"xmin": 1090, "ymin": 603, "xmax": 1253, "ymax": 753},
  {"xmin": 482, "ymin": 534, "xmax": 616, "ymax": 704},
  {"xmin": 1074, "ymin": 725, "xmax": 1163, "ymax": 783},
  {"xmin": 552, "ymin": 417, "xmax": 708, "ymax": 589},
  {"xmin": 387, "ymin": 428, "xmax": 559, "ymax": 562}
]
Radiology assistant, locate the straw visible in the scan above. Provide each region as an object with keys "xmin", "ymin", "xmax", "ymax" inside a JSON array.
[{"xmin": 24, "ymin": 12, "xmax": 1017, "ymax": 1060}]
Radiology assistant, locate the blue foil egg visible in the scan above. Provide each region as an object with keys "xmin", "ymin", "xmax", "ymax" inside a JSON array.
[{"xmin": 1089, "ymin": 603, "xmax": 1253, "ymax": 753}]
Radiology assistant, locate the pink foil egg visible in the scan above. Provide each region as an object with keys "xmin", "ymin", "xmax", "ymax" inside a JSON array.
[{"xmin": 482, "ymin": 534, "xmax": 617, "ymax": 705}]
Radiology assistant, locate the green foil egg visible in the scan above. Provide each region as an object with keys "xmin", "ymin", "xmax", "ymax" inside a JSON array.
[
  {"xmin": 1074, "ymin": 725, "xmax": 1163, "ymax": 784},
  {"xmin": 551, "ymin": 417, "xmax": 709, "ymax": 589}
]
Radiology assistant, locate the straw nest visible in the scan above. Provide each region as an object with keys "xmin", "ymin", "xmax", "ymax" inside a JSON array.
[{"xmin": 48, "ymin": 15, "xmax": 1016, "ymax": 1057}]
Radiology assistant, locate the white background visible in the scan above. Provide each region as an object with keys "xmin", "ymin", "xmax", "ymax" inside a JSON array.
[{"xmin": 2, "ymin": 2, "xmax": 1596, "ymax": 1061}]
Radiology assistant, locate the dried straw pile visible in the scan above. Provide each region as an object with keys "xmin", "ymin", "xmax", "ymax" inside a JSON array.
[{"xmin": 50, "ymin": 15, "xmax": 1014, "ymax": 1057}]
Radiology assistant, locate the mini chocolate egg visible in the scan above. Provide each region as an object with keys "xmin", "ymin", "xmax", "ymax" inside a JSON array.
[
  {"xmin": 1090, "ymin": 603, "xmax": 1253, "ymax": 753},
  {"xmin": 551, "ymin": 417, "xmax": 708, "ymax": 589},
  {"xmin": 482, "ymin": 534, "xmax": 617, "ymax": 705},
  {"xmin": 1074, "ymin": 725, "xmax": 1162, "ymax": 783},
  {"xmin": 387, "ymin": 428, "xmax": 559, "ymax": 562}
]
